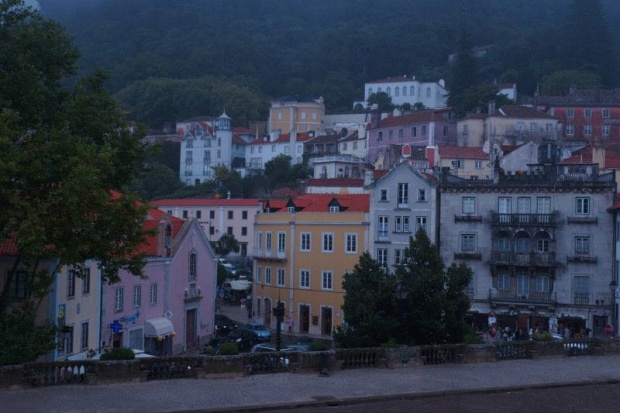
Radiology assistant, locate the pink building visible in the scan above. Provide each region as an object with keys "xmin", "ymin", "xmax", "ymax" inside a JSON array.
[{"xmin": 101, "ymin": 208, "xmax": 216, "ymax": 356}]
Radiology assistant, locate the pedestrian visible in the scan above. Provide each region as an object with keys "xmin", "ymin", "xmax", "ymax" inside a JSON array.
[{"xmin": 287, "ymin": 316, "xmax": 294, "ymax": 334}]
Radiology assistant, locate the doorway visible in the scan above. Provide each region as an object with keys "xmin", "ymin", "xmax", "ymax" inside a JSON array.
[
  {"xmin": 593, "ymin": 315, "xmax": 607, "ymax": 337},
  {"xmin": 186, "ymin": 309, "xmax": 197, "ymax": 350},
  {"xmin": 299, "ymin": 305, "xmax": 310, "ymax": 334},
  {"xmin": 321, "ymin": 307, "xmax": 332, "ymax": 336}
]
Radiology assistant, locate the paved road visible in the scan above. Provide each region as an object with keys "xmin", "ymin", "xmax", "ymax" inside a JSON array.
[{"xmin": 2, "ymin": 355, "xmax": 620, "ymax": 412}]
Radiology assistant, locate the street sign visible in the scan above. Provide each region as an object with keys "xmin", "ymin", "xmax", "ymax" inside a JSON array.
[{"xmin": 605, "ymin": 324, "xmax": 613, "ymax": 335}]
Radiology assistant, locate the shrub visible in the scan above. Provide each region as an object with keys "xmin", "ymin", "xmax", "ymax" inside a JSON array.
[
  {"xmin": 219, "ymin": 342, "xmax": 239, "ymax": 355},
  {"xmin": 532, "ymin": 331, "xmax": 552, "ymax": 341},
  {"xmin": 381, "ymin": 338, "xmax": 399, "ymax": 348},
  {"xmin": 463, "ymin": 328, "xmax": 484, "ymax": 344},
  {"xmin": 308, "ymin": 341, "xmax": 328, "ymax": 351},
  {"xmin": 99, "ymin": 347, "xmax": 135, "ymax": 360}
]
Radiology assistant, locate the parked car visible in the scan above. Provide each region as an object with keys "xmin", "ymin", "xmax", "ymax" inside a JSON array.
[
  {"xmin": 249, "ymin": 344, "xmax": 292, "ymax": 369},
  {"xmin": 215, "ymin": 314, "xmax": 238, "ymax": 337},
  {"xmin": 551, "ymin": 334, "xmax": 590, "ymax": 351},
  {"xmin": 226, "ymin": 327, "xmax": 256, "ymax": 352},
  {"xmin": 250, "ymin": 344, "xmax": 294, "ymax": 353},
  {"xmin": 245, "ymin": 322, "xmax": 271, "ymax": 342},
  {"xmin": 218, "ymin": 258, "xmax": 237, "ymax": 276}
]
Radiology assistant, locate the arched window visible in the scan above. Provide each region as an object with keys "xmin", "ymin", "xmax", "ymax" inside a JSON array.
[
  {"xmin": 426, "ymin": 87, "xmax": 431, "ymax": 98},
  {"xmin": 515, "ymin": 232, "xmax": 531, "ymax": 265},
  {"xmin": 402, "ymin": 86, "xmax": 407, "ymax": 96},
  {"xmin": 410, "ymin": 86, "xmax": 415, "ymax": 96},
  {"xmin": 395, "ymin": 87, "xmax": 399, "ymax": 97},
  {"xmin": 368, "ymin": 88, "xmax": 373, "ymax": 96},
  {"xmin": 189, "ymin": 252, "xmax": 197, "ymax": 281},
  {"xmin": 386, "ymin": 87, "xmax": 391, "ymax": 96}
]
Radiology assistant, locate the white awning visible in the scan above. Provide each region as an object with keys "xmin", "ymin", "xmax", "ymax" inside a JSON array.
[
  {"xmin": 144, "ymin": 317, "xmax": 174, "ymax": 338},
  {"xmin": 230, "ymin": 280, "xmax": 251, "ymax": 291}
]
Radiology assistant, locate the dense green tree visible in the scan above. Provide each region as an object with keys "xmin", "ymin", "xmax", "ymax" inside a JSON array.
[
  {"xmin": 264, "ymin": 154, "xmax": 302, "ymax": 191},
  {"xmin": 129, "ymin": 163, "xmax": 182, "ymax": 201},
  {"xmin": 211, "ymin": 233, "xmax": 240, "ymax": 258},
  {"xmin": 443, "ymin": 263, "xmax": 473, "ymax": 344},
  {"xmin": 333, "ymin": 253, "xmax": 398, "ymax": 348},
  {"xmin": 449, "ymin": 84, "xmax": 513, "ymax": 118},
  {"xmin": 540, "ymin": 70, "xmax": 601, "ymax": 96},
  {"xmin": 448, "ymin": 5, "xmax": 478, "ymax": 101},
  {"xmin": 0, "ymin": 1, "xmax": 150, "ymax": 364},
  {"xmin": 367, "ymin": 92, "xmax": 394, "ymax": 112}
]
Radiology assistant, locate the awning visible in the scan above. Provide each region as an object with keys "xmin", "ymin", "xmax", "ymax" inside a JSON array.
[
  {"xmin": 230, "ymin": 280, "xmax": 251, "ymax": 291},
  {"xmin": 144, "ymin": 317, "xmax": 174, "ymax": 338}
]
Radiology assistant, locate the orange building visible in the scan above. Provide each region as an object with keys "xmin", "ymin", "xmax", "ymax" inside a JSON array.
[
  {"xmin": 252, "ymin": 194, "xmax": 369, "ymax": 338},
  {"xmin": 268, "ymin": 96, "xmax": 325, "ymax": 134}
]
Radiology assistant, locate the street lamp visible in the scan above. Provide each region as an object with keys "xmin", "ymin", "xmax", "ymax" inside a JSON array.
[{"xmin": 610, "ymin": 279, "xmax": 618, "ymax": 337}]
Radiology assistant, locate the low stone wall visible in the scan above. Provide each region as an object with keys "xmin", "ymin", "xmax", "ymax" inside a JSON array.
[{"xmin": 2, "ymin": 338, "xmax": 619, "ymax": 389}]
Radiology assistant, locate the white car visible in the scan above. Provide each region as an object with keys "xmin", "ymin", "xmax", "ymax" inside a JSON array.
[
  {"xmin": 218, "ymin": 258, "xmax": 237, "ymax": 275},
  {"xmin": 91, "ymin": 349, "xmax": 156, "ymax": 360}
]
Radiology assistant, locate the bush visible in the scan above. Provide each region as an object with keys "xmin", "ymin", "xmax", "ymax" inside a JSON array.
[
  {"xmin": 381, "ymin": 338, "xmax": 399, "ymax": 348},
  {"xmin": 99, "ymin": 347, "xmax": 135, "ymax": 360},
  {"xmin": 463, "ymin": 328, "xmax": 484, "ymax": 344},
  {"xmin": 532, "ymin": 331, "xmax": 552, "ymax": 341},
  {"xmin": 308, "ymin": 341, "xmax": 328, "ymax": 351},
  {"xmin": 219, "ymin": 342, "xmax": 239, "ymax": 355}
]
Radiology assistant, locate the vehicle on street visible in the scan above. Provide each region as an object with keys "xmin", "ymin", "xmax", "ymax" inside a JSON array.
[
  {"xmin": 245, "ymin": 322, "xmax": 271, "ymax": 342},
  {"xmin": 218, "ymin": 258, "xmax": 237, "ymax": 276},
  {"xmin": 226, "ymin": 327, "xmax": 256, "ymax": 352},
  {"xmin": 215, "ymin": 314, "xmax": 238, "ymax": 337},
  {"xmin": 551, "ymin": 334, "xmax": 590, "ymax": 351},
  {"xmin": 250, "ymin": 344, "xmax": 294, "ymax": 353}
]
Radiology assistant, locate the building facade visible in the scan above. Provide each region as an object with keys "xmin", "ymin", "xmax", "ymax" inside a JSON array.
[
  {"xmin": 252, "ymin": 195, "xmax": 369, "ymax": 337},
  {"xmin": 439, "ymin": 163, "xmax": 616, "ymax": 337},
  {"xmin": 268, "ymin": 96, "xmax": 325, "ymax": 134},
  {"xmin": 363, "ymin": 76, "xmax": 449, "ymax": 109}
]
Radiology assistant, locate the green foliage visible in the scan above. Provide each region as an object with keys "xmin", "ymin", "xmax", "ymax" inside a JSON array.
[
  {"xmin": 449, "ymin": 84, "xmax": 514, "ymax": 118},
  {"xmin": 380, "ymin": 338, "xmax": 399, "ymax": 348},
  {"xmin": 219, "ymin": 341, "xmax": 239, "ymax": 355},
  {"xmin": 217, "ymin": 263, "xmax": 228, "ymax": 286},
  {"xmin": 99, "ymin": 347, "xmax": 136, "ymax": 360},
  {"xmin": 463, "ymin": 327, "xmax": 484, "ymax": 345},
  {"xmin": 532, "ymin": 331, "xmax": 552, "ymax": 341},
  {"xmin": 367, "ymin": 92, "xmax": 394, "ymax": 112},
  {"xmin": 540, "ymin": 70, "xmax": 601, "ymax": 96},
  {"xmin": 0, "ymin": 308, "xmax": 56, "ymax": 366},
  {"xmin": 211, "ymin": 233, "xmax": 240, "ymax": 258},
  {"xmin": 308, "ymin": 341, "xmax": 329, "ymax": 351},
  {"xmin": 333, "ymin": 252, "xmax": 398, "ymax": 348}
]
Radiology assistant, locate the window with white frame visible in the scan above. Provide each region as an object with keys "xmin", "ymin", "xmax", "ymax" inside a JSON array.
[
  {"xmin": 585, "ymin": 108, "xmax": 592, "ymax": 118},
  {"xmin": 603, "ymin": 125, "xmax": 611, "ymax": 136},
  {"xmin": 300, "ymin": 233, "xmax": 311, "ymax": 251},
  {"xmin": 377, "ymin": 248, "xmax": 388, "ymax": 268},
  {"xmin": 498, "ymin": 274, "xmax": 510, "ymax": 290},
  {"xmin": 321, "ymin": 271, "xmax": 333, "ymax": 290},
  {"xmin": 574, "ymin": 275, "xmax": 589, "ymax": 304},
  {"xmin": 395, "ymin": 216, "xmax": 410, "ymax": 233},
  {"xmin": 397, "ymin": 183, "xmax": 409, "ymax": 205},
  {"xmin": 256, "ymin": 266, "xmax": 262, "ymax": 283},
  {"xmin": 266, "ymin": 232, "xmax": 272, "ymax": 249},
  {"xmin": 379, "ymin": 189, "xmax": 388, "ymax": 201},
  {"xmin": 265, "ymin": 267, "xmax": 271, "ymax": 285},
  {"xmin": 81, "ymin": 322, "xmax": 89, "ymax": 350},
  {"xmin": 150, "ymin": 283, "xmax": 157, "ymax": 305},
  {"xmin": 530, "ymin": 122, "xmax": 537, "ymax": 132},
  {"xmin": 475, "ymin": 160, "xmax": 483, "ymax": 169},
  {"xmin": 517, "ymin": 275, "xmax": 529, "ymax": 296},
  {"xmin": 345, "ymin": 233, "xmax": 357, "ymax": 253},
  {"xmin": 418, "ymin": 189, "xmax": 427, "ymax": 202},
  {"xmin": 462, "ymin": 197, "xmax": 475, "ymax": 214},
  {"xmin": 378, "ymin": 216, "xmax": 389, "ymax": 238},
  {"xmin": 584, "ymin": 125, "xmax": 592, "ymax": 135},
  {"xmin": 567, "ymin": 108, "xmax": 574, "ymax": 117},
  {"xmin": 575, "ymin": 236, "xmax": 590, "ymax": 255},
  {"xmin": 416, "ymin": 216, "xmax": 427, "ymax": 232},
  {"xmin": 81, "ymin": 268, "xmax": 91, "ymax": 295},
  {"xmin": 394, "ymin": 248, "xmax": 406, "ymax": 265},
  {"xmin": 133, "ymin": 285, "xmax": 141, "ymax": 308},
  {"xmin": 536, "ymin": 275, "xmax": 549, "ymax": 292},
  {"xmin": 300, "ymin": 270, "xmax": 310, "ymax": 288},
  {"xmin": 322, "ymin": 233, "xmax": 334, "ymax": 252},
  {"xmin": 114, "ymin": 288, "xmax": 123, "ymax": 311},
  {"xmin": 278, "ymin": 233, "xmax": 286, "ymax": 253},
  {"xmin": 67, "ymin": 270, "xmax": 76, "ymax": 298},
  {"xmin": 576, "ymin": 197, "xmax": 590, "ymax": 214},
  {"xmin": 603, "ymin": 108, "xmax": 610, "ymax": 118},
  {"xmin": 461, "ymin": 234, "xmax": 476, "ymax": 252},
  {"xmin": 566, "ymin": 125, "xmax": 574, "ymax": 135},
  {"xmin": 277, "ymin": 268, "xmax": 285, "ymax": 286}
]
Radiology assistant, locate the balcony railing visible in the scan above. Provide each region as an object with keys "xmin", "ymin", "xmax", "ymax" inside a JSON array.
[
  {"xmin": 567, "ymin": 255, "xmax": 597, "ymax": 264},
  {"xmin": 489, "ymin": 252, "xmax": 556, "ymax": 267},
  {"xmin": 455, "ymin": 215, "xmax": 482, "ymax": 223},
  {"xmin": 489, "ymin": 289, "xmax": 556, "ymax": 305},
  {"xmin": 490, "ymin": 212, "xmax": 557, "ymax": 226},
  {"xmin": 567, "ymin": 216, "xmax": 598, "ymax": 224},
  {"xmin": 252, "ymin": 248, "xmax": 287, "ymax": 261}
]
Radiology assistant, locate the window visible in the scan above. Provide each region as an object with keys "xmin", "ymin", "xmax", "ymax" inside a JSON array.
[
  {"xmin": 272, "ymin": 145, "xmax": 276, "ymax": 152},
  {"xmin": 380, "ymin": 189, "xmax": 388, "ymax": 201},
  {"xmin": 196, "ymin": 210, "xmax": 202, "ymax": 219},
  {"xmin": 256, "ymin": 266, "xmax": 262, "ymax": 283},
  {"xmin": 411, "ymin": 126, "xmax": 417, "ymax": 137},
  {"xmin": 242, "ymin": 210, "xmax": 248, "ymax": 220},
  {"xmin": 81, "ymin": 322, "xmax": 89, "ymax": 350},
  {"xmin": 82, "ymin": 268, "xmax": 91, "ymax": 295},
  {"xmin": 242, "ymin": 227, "xmax": 247, "ymax": 236},
  {"xmin": 603, "ymin": 125, "xmax": 611, "ymax": 136},
  {"xmin": 603, "ymin": 108, "xmax": 610, "ymax": 118},
  {"xmin": 475, "ymin": 160, "xmax": 483, "ymax": 169},
  {"xmin": 277, "ymin": 269, "xmax": 285, "ymax": 286},
  {"xmin": 345, "ymin": 234, "xmax": 357, "ymax": 253},
  {"xmin": 8, "ymin": 271, "xmax": 27, "ymax": 298},
  {"xmin": 257, "ymin": 232, "xmax": 263, "ymax": 249},
  {"xmin": 228, "ymin": 211, "xmax": 233, "ymax": 219},
  {"xmin": 258, "ymin": 146, "xmax": 262, "ymax": 153},
  {"xmin": 133, "ymin": 285, "xmax": 141, "ymax": 308},
  {"xmin": 585, "ymin": 108, "xmax": 592, "ymax": 118},
  {"xmin": 378, "ymin": 132, "xmax": 383, "ymax": 141},
  {"xmin": 394, "ymin": 249, "xmax": 405, "ymax": 265},
  {"xmin": 397, "ymin": 183, "xmax": 409, "ymax": 205},
  {"xmin": 545, "ymin": 123, "xmax": 553, "ymax": 132},
  {"xmin": 329, "ymin": 205, "xmax": 339, "ymax": 212},
  {"xmin": 68, "ymin": 270, "xmax": 76, "ymax": 298},
  {"xmin": 461, "ymin": 234, "xmax": 476, "ymax": 252},
  {"xmin": 417, "ymin": 189, "xmax": 427, "ymax": 202},
  {"xmin": 277, "ymin": 233, "xmax": 286, "ymax": 253},
  {"xmin": 265, "ymin": 268, "xmax": 272, "ymax": 285},
  {"xmin": 575, "ymin": 236, "xmax": 590, "ymax": 255},
  {"xmin": 443, "ymin": 125, "xmax": 449, "ymax": 136},
  {"xmin": 584, "ymin": 125, "xmax": 592, "ymax": 135},
  {"xmin": 530, "ymin": 122, "xmax": 537, "ymax": 132},
  {"xmin": 189, "ymin": 253, "xmax": 197, "ymax": 281},
  {"xmin": 426, "ymin": 87, "xmax": 431, "ymax": 98},
  {"xmin": 395, "ymin": 216, "xmax": 410, "ymax": 232},
  {"xmin": 410, "ymin": 85, "xmax": 415, "ymax": 96},
  {"xmin": 462, "ymin": 197, "xmax": 476, "ymax": 214},
  {"xmin": 566, "ymin": 125, "xmax": 575, "ymax": 135},
  {"xmin": 388, "ymin": 130, "xmax": 393, "ymax": 140},
  {"xmin": 150, "ymin": 283, "xmax": 157, "ymax": 305},
  {"xmin": 210, "ymin": 210, "xmax": 215, "ymax": 219},
  {"xmin": 266, "ymin": 232, "xmax": 272, "ymax": 249},
  {"xmin": 498, "ymin": 274, "xmax": 510, "ymax": 291},
  {"xmin": 574, "ymin": 276, "xmax": 589, "ymax": 304},
  {"xmin": 576, "ymin": 197, "xmax": 590, "ymax": 214},
  {"xmin": 322, "ymin": 271, "xmax": 333, "ymax": 290},
  {"xmin": 183, "ymin": 210, "xmax": 188, "ymax": 219},
  {"xmin": 398, "ymin": 129, "xmax": 403, "ymax": 139},
  {"xmin": 395, "ymin": 87, "xmax": 399, "ymax": 97},
  {"xmin": 377, "ymin": 249, "xmax": 388, "ymax": 268},
  {"xmin": 300, "ymin": 270, "xmax": 310, "ymax": 288},
  {"xmin": 416, "ymin": 216, "xmax": 427, "ymax": 232},
  {"xmin": 421, "ymin": 125, "xmax": 427, "ymax": 135},
  {"xmin": 114, "ymin": 288, "xmax": 124, "ymax": 311},
  {"xmin": 386, "ymin": 87, "xmax": 391, "ymax": 96},
  {"xmin": 517, "ymin": 122, "xmax": 525, "ymax": 131},
  {"xmin": 567, "ymin": 108, "xmax": 574, "ymax": 118},
  {"xmin": 536, "ymin": 275, "xmax": 549, "ymax": 293},
  {"xmin": 537, "ymin": 197, "xmax": 551, "ymax": 213},
  {"xmin": 322, "ymin": 233, "xmax": 334, "ymax": 252},
  {"xmin": 301, "ymin": 233, "xmax": 311, "ymax": 251},
  {"xmin": 517, "ymin": 275, "xmax": 529, "ymax": 296},
  {"xmin": 63, "ymin": 326, "xmax": 74, "ymax": 354},
  {"xmin": 378, "ymin": 216, "xmax": 389, "ymax": 238}
]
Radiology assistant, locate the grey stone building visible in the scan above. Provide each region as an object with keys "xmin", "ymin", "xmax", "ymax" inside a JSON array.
[{"xmin": 439, "ymin": 163, "xmax": 616, "ymax": 337}]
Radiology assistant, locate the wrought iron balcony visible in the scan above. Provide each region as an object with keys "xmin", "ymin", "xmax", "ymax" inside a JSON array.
[
  {"xmin": 252, "ymin": 248, "xmax": 287, "ymax": 262},
  {"xmin": 489, "ymin": 251, "xmax": 556, "ymax": 267},
  {"xmin": 566, "ymin": 255, "xmax": 597, "ymax": 264},
  {"xmin": 489, "ymin": 289, "xmax": 556, "ymax": 306},
  {"xmin": 490, "ymin": 212, "xmax": 557, "ymax": 227}
]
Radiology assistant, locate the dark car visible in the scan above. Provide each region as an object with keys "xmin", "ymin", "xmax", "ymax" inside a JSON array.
[
  {"xmin": 227, "ymin": 328, "xmax": 256, "ymax": 352},
  {"xmin": 245, "ymin": 322, "xmax": 271, "ymax": 342},
  {"xmin": 215, "ymin": 314, "xmax": 238, "ymax": 337}
]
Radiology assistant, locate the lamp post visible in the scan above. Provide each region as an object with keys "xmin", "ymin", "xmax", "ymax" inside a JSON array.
[
  {"xmin": 273, "ymin": 301, "xmax": 285, "ymax": 351},
  {"xmin": 610, "ymin": 279, "xmax": 618, "ymax": 337},
  {"xmin": 395, "ymin": 281, "xmax": 409, "ymax": 343}
]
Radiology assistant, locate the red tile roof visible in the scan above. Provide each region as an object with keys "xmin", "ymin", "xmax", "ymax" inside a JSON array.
[
  {"xmin": 438, "ymin": 146, "xmax": 488, "ymax": 159},
  {"xmin": 367, "ymin": 76, "xmax": 414, "ymax": 84},
  {"xmin": 306, "ymin": 178, "xmax": 364, "ymax": 187},
  {"xmin": 376, "ymin": 108, "xmax": 453, "ymax": 129},
  {"xmin": 137, "ymin": 208, "xmax": 185, "ymax": 256},
  {"xmin": 561, "ymin": 146, "xmax": 620, "ymax": 168},
  {"xmin": 0, "ymin": 235, "xmax": 18, "ymax": 256},
  {"xmin": 497, "ymin": 105, "xmax": 556, "ymax": 119},
  {"xmin": 267, "ymin": 194, "xmax": 369, "ymax": 213},
  {"xmin": 245, "ymin": 132, "xmax": 313, "ymax": 146},
  {"xmin": 152, "ymin": 198, "xmax": 261, "ymax": 207}
]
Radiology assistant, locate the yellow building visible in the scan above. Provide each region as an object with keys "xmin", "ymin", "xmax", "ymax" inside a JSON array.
[
  {"xmin": 268, "ymin": 96, "xmax": 325, "ymax": 134},
  {"xmin": 252, "ymin": 194, "xmax": 369, "ymax": 338}
]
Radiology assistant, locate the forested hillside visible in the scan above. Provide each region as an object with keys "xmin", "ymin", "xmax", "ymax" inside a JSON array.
[{"xmin": 39, "ymin": 0, "xmax": 620, "ymax": 128}]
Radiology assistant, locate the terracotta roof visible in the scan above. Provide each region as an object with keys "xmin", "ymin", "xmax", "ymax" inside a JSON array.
[
  {"xmin": 267, "ymin": 194, "xmax": 369, "ymax": 213},
  {"xmin": 609, "ymin": 194, "xmax": 620, "ymax": 211},
  {"xmin": 374, "ymin": 170, "xmax": 389, "ymax": 179},
  {"xmin": 497, "ymin": 105, "xmax": 555, "ymax": 119},
  {"xmin": 561, "ymin": 146, "xmax": 620, "ymax": 168},
  {"xmin": 153, "ymin": 198, "xmax": 261, "ymax": 207},
  {"xmin": 536, "ymin": 89, "xmax": 620, "ymax": 107},
  {"xmin": 439, "ymin": 146, "xmax": 487, "ymax": 159},
  {"xmin": 232, "ymin": 134, "xmax": 247, "ymax": 145},
  {"xmin": 367, "ymin": 76, "xmax": 414, "ymax": 84},
  {"xmin": 272, "ymin": 95, "xmax": 322, "ymax": 103},
  {"xmin": 306, "ymin": 178, "xmax": 364, "ymax": 187},
  {"xmin": 376, "ymin": 108, "xmax": 453, "ymax": 129},
  {"xmin": 233, "ymin": 127, "xmax": 253, "ymax": 135},
  {"xmin": 0, "ymin": 235, "xmax": 18, "ymax": 256},
  {"xmin": 137, "ymin": 208, "xmax": 185, "ymax": 256},
  {"xmin": 338, "ymin": 131, "xmax": 360, "ymax": 142}
]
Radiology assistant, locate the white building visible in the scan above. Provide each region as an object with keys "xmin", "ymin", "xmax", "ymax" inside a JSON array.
[
  {"xmin": 360, "ymin": 76, "xmax": 449, "ymax": 109},
  {"xmin": 245, "ymin": 130, "xmax": 312, "ymax": 171}
]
